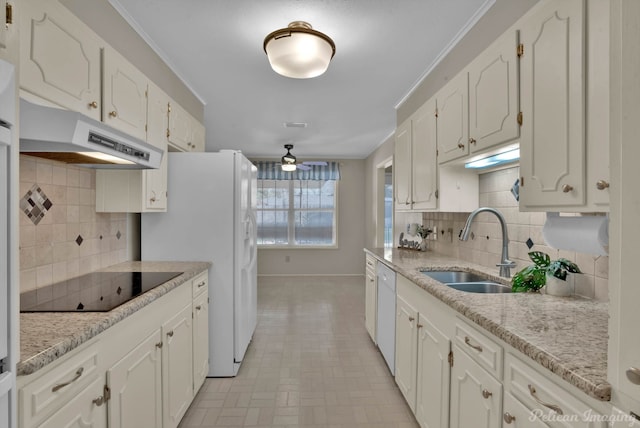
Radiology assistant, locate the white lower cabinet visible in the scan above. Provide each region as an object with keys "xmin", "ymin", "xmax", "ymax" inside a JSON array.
[
  {"xmin": 18, "ymin": 269, "xmax": 209, "ymax": 428},
  {"xmin": 415, "ymin": 314, "xmax": 451, "ymax": 428},
  {"xmin": 392, "ymin": 272, "xmax": 606, "ymax": 428},
  {"xmin": 395, "ymin": 294, "xmax": 419, "ymax": 411},
  {"xmin": 36, "ymin": 377, "xmax": 107, "ymax": 428},
  {"xmin": 162, "ymin": 303, "xmax": 194, "ymax": 428},
  {"xmin": 364, "ymin": 255, "xmax": 377, "ymax": 343},
  {"xmin": 450, "ymin": 344, "xmax": 503, "ymax": 428},
  {"xmin": 503, "ymin": 392, "xmax": 550, "ymax": 427},
  {"xmin": 107, "ymin": 330, "xmax": 163, "ymax": 428}
]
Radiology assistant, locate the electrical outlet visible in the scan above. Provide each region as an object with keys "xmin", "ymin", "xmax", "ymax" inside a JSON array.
[
  {"xmin": 432, "ymin": 226, "xmax": 437, "ymax": 240},
  {"xmin": 285, "ymin": 255, "xmax": 290, "ymax": 262}
]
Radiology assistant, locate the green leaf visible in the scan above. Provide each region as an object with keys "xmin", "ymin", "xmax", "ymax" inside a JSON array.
[
  {"xmin": 511, "ymin": 265, "xmax": 546, "ymax": 292},
  {"xmin": 557, "ymin": 258, "xmax": 581, "ymax": 274},
  {"xmin": 528, "ymin": 251, "xmax": 550, "ymax": 267}
]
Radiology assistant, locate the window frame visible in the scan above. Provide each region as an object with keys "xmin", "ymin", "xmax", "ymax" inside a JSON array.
[{"xmin": 256, "ymin": 178, "xmax": 339, "ymax": 249}]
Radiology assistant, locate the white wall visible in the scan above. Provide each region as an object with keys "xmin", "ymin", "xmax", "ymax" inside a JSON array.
[{"xmin": 257, "ymin": 159, "xmax": 366, "ymax": 276}]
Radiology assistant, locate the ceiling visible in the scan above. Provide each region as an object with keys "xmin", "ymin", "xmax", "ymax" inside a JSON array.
[{"xmin": 109, "ymin": 0, "xmax": 494, "ymax": 160}]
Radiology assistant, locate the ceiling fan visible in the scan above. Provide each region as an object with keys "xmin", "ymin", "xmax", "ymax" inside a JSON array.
[{"xmin": 278, "ymin": 144, "xmax": 328, "ymax": 171}]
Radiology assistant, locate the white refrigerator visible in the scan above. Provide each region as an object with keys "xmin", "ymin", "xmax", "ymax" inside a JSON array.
[{"xmin": 141, "ymin": 151, "xmax": 257, "ymax": 377}]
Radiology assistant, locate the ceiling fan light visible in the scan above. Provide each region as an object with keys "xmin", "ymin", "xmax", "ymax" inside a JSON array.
[
  {"xmin": 281, "ymin": 163, "xmax": 296, "ymax": 172},
  {"xmin": 264, "ymin": 21, "xmax": 336, "ymax": 79}
]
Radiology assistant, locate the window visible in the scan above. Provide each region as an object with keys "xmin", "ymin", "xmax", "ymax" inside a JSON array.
[{"xmin": 257, "ymin": 179, "xmax": 338, "ymax": 247}]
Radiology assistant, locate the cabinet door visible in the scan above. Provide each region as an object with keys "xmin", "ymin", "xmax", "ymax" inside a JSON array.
[
  {"xmin": 502, "ymin": 392, "xmax": 550, "ymax": 428},
  {"xmin": 394, "ymin": 119, "xmax": 412, "ymax": 209},
  {"xmin": 144, "ymin": 83, "xmax": 170, "ymax": 211},
  {"xmin": 190, "ymin": 119, "xmax": 206, "ymax": 152},
  {"xmin": 450, "ymin": 345, "xmax": 502, "ymax": 428},
  {"xmin": 395, "ymin": 294, "xmax": 418, "ymax": 412},
  {"xmin": 102, "ymin": 47, "xmax": 148, "ymax": 141},
  {"xmin": 37, "ymin": 378, "xmax": 107, "ymax": 428},
  {"xmin": 107, "ymin": 329, "xmax": 162, "ymax": 428},
  {"xmin": 365, "ymin": 268, "xmax": 377, "ymax": 342},
  {"xmin": 411, "ymin": 98, "xmax": 438, "ymax": 210},
  {"xmin": 162, "ymin": 303, "xmax": 194, "ymax": 428},
  {"xmin": 192, "ymin": 290, "xmax": 209, "ymax": 394},
  {"xmin": 519, "ymin": 0, "xmax": 585, "ymax": 208},
  {"xmin": 415, "ymin": 314, "xmax": 451, "ymax": 428},
  {"xmin": 437, "ymin": 71, "xmax": 469, "ymax": 164},
  {"xmin": 20, "ymin": 0, "xmax": 102, "ymax": 120},
  {"xmin": 468, "ymin": 30, "xmax": 520, "ymax": 153},
  {"xmin": 167, "ymin": 101, "xmax": 192, "ymax": 152}
]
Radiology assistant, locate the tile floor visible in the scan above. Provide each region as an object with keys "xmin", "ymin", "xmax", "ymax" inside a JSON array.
[{"xmin": 178, "ymin": 276, "xmax": 419, "ymax": 428}]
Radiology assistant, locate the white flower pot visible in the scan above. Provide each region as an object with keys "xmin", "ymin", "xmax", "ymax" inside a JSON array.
[{"xmin": 544, "ymin": 274, "xmax": 575, "ymax": 297}]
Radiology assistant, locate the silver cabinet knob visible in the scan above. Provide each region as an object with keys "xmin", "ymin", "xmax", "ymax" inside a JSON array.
[
  {"xmin": 626, "ymin": 367, "xmax": 640, "ymax": 385},
  {"xmin": 596, "ymin": 180, "xmax": 610, "ymax": 190},
  {"xmin": 457, "ymin": 143, "xmax": 465, "ymax": 149},
  {"xmin": 561, "ymin": 184, "xmax": 574, "ymax": 193},
  {"xmin": 482, "ymin": 389, "xmax": 492, "ymax": 399},
  {"xmin": 503, "ymin": 412, "xmax": 516, "ymax": 424}
]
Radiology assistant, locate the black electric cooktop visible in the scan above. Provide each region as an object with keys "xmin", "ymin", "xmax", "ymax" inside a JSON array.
[{"xmin": 20, "ymin": 271, "xmax": 184, "ymax": 312}]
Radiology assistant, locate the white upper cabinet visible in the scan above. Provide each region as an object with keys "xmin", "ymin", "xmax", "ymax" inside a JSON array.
[
  {"xmin": 102, "ymin": 46, "xmax": 148, "ymax": 141},
  {"xmin": 468, "ymin": 30, "xmax": 520, "ymax": 153},
  {"xmin": 518, "ymin": 0, "xmax": 585, "ymax": 209},
  {"xmin": 191, "ymin": 120, "xmax": 206, "ymax": 152},
  {"xmin": 143, "ymin": 82, "xmax": 170, "ymax": 211},
  {"xmin": 394, "ymin": 99, "xmax": 438, "ymax": 211},
  {"xmin": 20, "ymin": 0, "xmax": 102, "ymax": 120},
  {"xmin": 436, "ymin": 71, "xmax": 469, "ymax": 164},
  {"xmin": 411, "ymin": 99, "xmax": 438, "ymax": 210}
]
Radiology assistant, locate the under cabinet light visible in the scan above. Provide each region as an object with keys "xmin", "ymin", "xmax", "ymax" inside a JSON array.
[{"xmin": 465, "ymin": 148, "xmax": 520, "ymax": 169}]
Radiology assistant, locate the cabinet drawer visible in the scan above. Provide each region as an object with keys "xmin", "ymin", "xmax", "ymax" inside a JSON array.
[
  {"xmin": 192, "ymin": 271, "xmax": 208, "ymax": 297},
  {"xmin": 365, "ymin": 254, "xmax": 377, "ymax": 272},
  {"xmin": 504, "ymin": 353, "xmax": 605, "ymax": 428},
  {"xmin": 454, "ymin": 318, "xmax": 503, "ymax": 379},
  {"xmin": 20, "ymin": 341, "xmax": 101, "ymax": 428}
]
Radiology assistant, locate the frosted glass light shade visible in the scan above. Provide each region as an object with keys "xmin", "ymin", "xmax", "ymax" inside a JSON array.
[
  {"xmin": 281, "ymin": 163, "xmax": 296, "ymax": 172},
  {"xmin": 264, "ymin": 21, "xmax": 335, "ymax": 79}
]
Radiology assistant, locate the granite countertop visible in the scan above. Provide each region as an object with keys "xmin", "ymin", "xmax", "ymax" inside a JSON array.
[
  {"xmin": 18, "ymin": 261, "xmax": 211, "ymax": 376},
  {"xmin": 365, "ymin": 247, "xmax": 610, "ymax": 401}
]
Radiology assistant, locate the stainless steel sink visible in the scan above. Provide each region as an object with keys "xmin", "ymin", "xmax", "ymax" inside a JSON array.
[
  {"xmin": 421, "ymin": 270, "xmax": 491, "ymax": 284},
  {"xmin": 420, "ymin": 270, "xmax": 512, "ymax": 293},
  {"xmin": 445, "ymin": 282, "xmax": 512, "ymax": 293}
]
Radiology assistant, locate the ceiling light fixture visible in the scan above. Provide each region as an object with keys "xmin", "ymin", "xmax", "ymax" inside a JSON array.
[
  {"xmin": 281, "ymin": 144, "xmax": 297, "ymax": 171},
  {"xmin": 263, "ymin": 21, "xmax": 336, "ymax": 79}
]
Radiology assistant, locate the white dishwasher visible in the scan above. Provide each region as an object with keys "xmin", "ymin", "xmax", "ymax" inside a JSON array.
[{"xmin": 376, "ymin": 262, "xmax": 396, "ymax": 375}]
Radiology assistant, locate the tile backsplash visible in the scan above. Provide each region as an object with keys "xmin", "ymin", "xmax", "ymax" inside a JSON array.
[
  {"xmin": 19, "ymin": 155, "xmax": 129, "ymax": 293},
  {"xmin": 421, "ymin": 166, "xmax": 609, "ymax": 301}
]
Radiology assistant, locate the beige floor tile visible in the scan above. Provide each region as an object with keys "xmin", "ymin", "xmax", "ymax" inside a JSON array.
[{"xmin": 178, "ymin": 276, "xmax": 418, "ymax": 428}]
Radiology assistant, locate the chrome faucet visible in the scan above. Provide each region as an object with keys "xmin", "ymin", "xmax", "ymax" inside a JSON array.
[{"xmin": 459, "ymin": 207, "xmax": 517, "ymax": 278}]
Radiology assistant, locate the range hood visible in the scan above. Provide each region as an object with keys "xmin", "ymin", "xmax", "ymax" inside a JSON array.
[{"xmin": 19, "ymin": 99, "xmax": 163, "ymax": 169}]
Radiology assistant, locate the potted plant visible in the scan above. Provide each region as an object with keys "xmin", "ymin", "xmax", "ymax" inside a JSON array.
[{"xmin": 511, "ymin": 251, "xmax": 581, "ymax": 296}]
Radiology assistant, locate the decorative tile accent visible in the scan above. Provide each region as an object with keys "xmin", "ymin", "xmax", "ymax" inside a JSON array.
[
  {"xmin": 116, "ymin": 230, "xmax": 122, "ymax": 240},
  {"xmin": 20, "ymin": 184, "xmax": 53, "ymax": 225},
  {"xmin": 526, "ymin": 238, "xmax": 534, "ymax": 249},
  {"xmin": 75, "ymin": 235, "xmax": 83, "ymax": 246}
]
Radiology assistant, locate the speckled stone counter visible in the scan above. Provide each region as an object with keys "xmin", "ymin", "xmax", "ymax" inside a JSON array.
[
  {"xmin": 365, "ymin": 247, "xmax": 611, "ymax": 401},
  {"xmin": 18, "ymin": 261, "xmax": 211, "ymax": 376}
]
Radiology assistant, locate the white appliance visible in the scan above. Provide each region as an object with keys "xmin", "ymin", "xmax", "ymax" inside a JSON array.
[
  {"xmin": 376, "ymin": 262, "xmax": 396, "ymax": 375},
  {"xmin": 0, "ymin": 58, "xmax": 16, "ymax": 428},
  {"xmin": 141, "ymin": 151, "xmax": 257, "ymax": 376}
]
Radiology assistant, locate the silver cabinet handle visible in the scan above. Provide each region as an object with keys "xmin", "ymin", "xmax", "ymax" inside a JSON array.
[
  {"xmin": 167, "ymin": 330, "xmax": 174, "ymax": 337},
  {"xmin": 528, "ymin": 384, "xmax": 563, "ymax": 414},
  {"xmin": 156, "ymin": 342, "xmax": 163, "ymax": 349},
  {"xmin": 626, "ymin": 367, "xmax": 640, "ymax": 385},
  {"xmin": 482, "ymin": 389, "xmax": 492, "ymax": 399},
  {"xmin": 596, "ymin": 180, "xmax": 610, "ymax": 190},
  {"xmin": 562, "ymin": 184, "xmax": 574, "ymax": 193},
  {"xmin": 197, "ymin": 281, "xmax": 206, "ymax": 288},
  {"xmin": 503, "ymin": 412, "xmax": 516, "ymax": 424},
  {"xmin": 195, "ymin": 305, "xmax": 202, "ymax": 311},
  {"xmin": 464, "ymin": 336, "xmax": 483, "ymax": 352},
  {"xmin": 408, "ymin": 316, "xmax": 415, "ymax": 322},
  {"xmin": 52, "ymin": 367, "xmax": 84, "ymax": 392}
]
